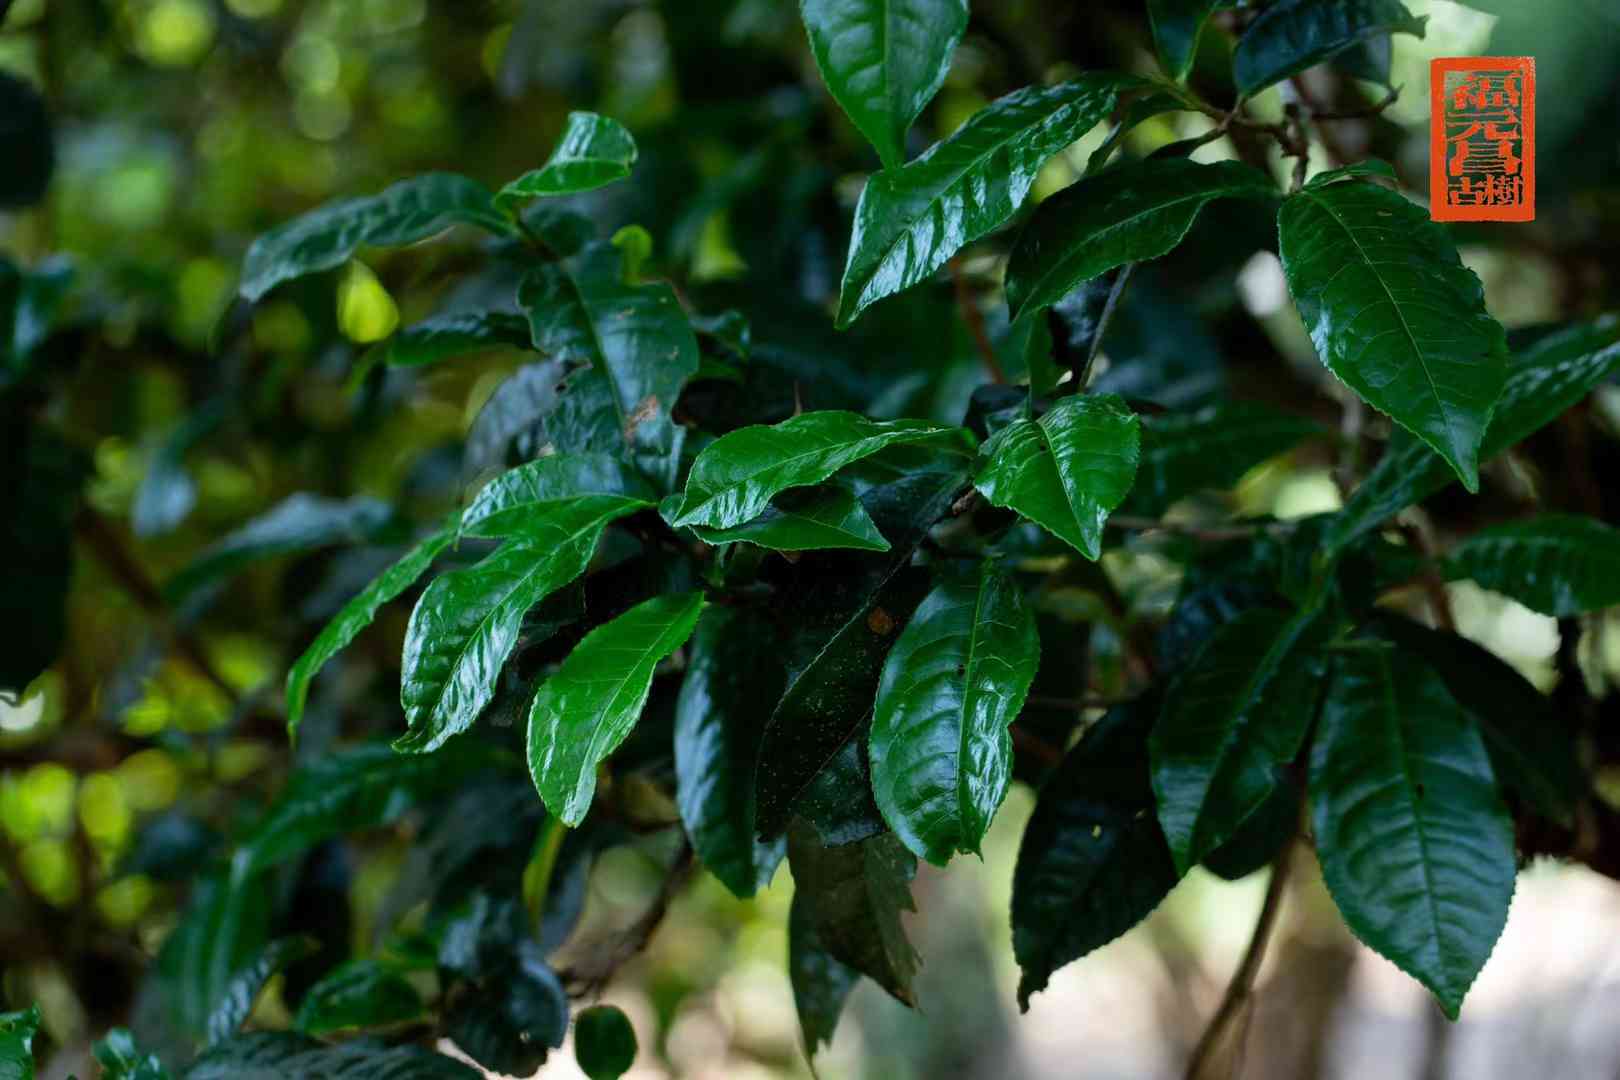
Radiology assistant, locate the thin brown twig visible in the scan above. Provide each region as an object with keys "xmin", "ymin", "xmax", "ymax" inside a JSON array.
[
  {"xmin": 560, "ymin": 838, "xmax": 696, "ymax": 998},
  {"xmin": 950, "ymin": 256, "xmax": 1005, "ymax": 384},
  {"xmin": 1075, "ymin": 262, "xmax": 1135, "ymax": 393}
]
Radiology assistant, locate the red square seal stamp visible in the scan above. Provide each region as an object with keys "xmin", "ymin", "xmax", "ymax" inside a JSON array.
[{"xmin": 1431, "ymin": 56, "xmax": 1535, "ymax": 222}]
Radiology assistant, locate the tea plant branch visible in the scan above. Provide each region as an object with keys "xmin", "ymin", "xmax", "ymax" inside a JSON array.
[{"xmin": 560, "ymin": 837, "xmax": 696, "ymax": 998}]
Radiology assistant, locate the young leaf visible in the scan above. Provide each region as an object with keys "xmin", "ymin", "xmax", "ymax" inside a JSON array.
[
  {"xmin": 1011, "ymin": 699, "xmax": 1180, "ymax": 1009},
  {"xmin": 378, "ymin": 311, "xmax": 532, "ymax": 368},
  {"xmin": 1278, "ymin": 169, "xmax": 1507, "ymax": 490},
  {"xmin": 1148, "ymin": 0, "xmax": 1227, "ymax": 81},
  {"xmin": 1233, "ymin": 0, "xmax": 1427, "ymax": 96},
  {"xmin": 1004, "ymin": 159, "xmax": 1274, "ymax": 320},
  {"xmin": 798, "ymin": 0, "xmax": 969, "ymax": 170},
  {"xmin": 836, "ymin": 74, "xmax": 1133, "ymax": 327},
  {"xmin": 239, "ymin": 173, "xmax": 511, "ymax": 302},
  {"xmin": 573, "ymin": 1005, "xmax": 638, "ymax": 1080},
  {"xmin": 518, "ymin": 243, "xmax": 699, "ymax": 466},
  {"xmin": 788, "ymin": 892, "xmax": 861, "ymax": 1054},
  {"xmin": 786, "ymin": 827, "xmax": 921, "ymax": 1005},
  {"xmin": 395, "ymin": 496, "xmax": 648, "ymax": 754},
  {"xmin": 1443, "ymin": 514, "xmax": 1620, "ymax": 616},
  {"xmin": 688, "ymin": 484, "xmax": 891, "ymax": 552},
  {"xmin": 496, "ymin": 112, "xmax": 637, "ymax": 211},
  {"xmin": 165, "ymin": 493, "xmax": 394, "ymax": 601},
  {"xmin": 675, "ymin": 606, "xmax": 788, "ymax": 898},
  {"xmin": 870, "ymin": 561, "xmax": 1040, "ymax": 865},
  {"xmin": 1326, "ymin": 317, "xmax": 1620, "ymax": 552},
  {"xmin": 1150, "ymin": 606, "xmax": 1325, "ymax": 873},
  {"xmin": 1126, "ymin": 401, "xmax": 1321, "ymax": 516},
  {"xmin": 527, "ymin": 592, "xmax": 705, "ymax": 825},
  {"xmin": 1311, "ymin": 644, "xmax": 1515, "ymax": 1019},
  {"xmin": 206, "ymin": 936, "xmax": 321, "ymax": 1046},
  {"xmin": 286, "ymin": 521, "xmax": 456, "ymax": 741},
  {"xmin": 973, "ymin": 394, "xmax": 1141, "ymax": 560},
  {"xmin": 1368, "ymin": 613, "xmax": 1580, "ymax": 825},
  {"xmin": 294, "ymin": 960, "xmax": 425, "ymax": 1036},
  {"xmin": 666, "ymin": 410, "xmax": 967, "ymax": 531}
]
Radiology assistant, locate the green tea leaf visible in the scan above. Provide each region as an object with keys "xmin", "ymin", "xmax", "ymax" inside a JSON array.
[
  {"xmin": 688, "ymin": 484, "xmax": 890, "ymax": 552},
  {"xmin": 1126, "ymin": 401, "xmax": 1321, "ymax": 516},
  {"xmin": 1443, "ymin": 514, "xmax": 1620, "ymax": 616},
  {"xmin": 460, "ymin": 455, "xmax": 653, "ymax": 538},
  {"xmin": 1148, "ymin": 0, "xmax": 1227, "ymax": 80},
  {"xmin": 870, "ymin": 561, "xmax": 1039, "ymax": 864},
  {"xmin": 188, "ymin": 1032, "xmax": 480, "ymax": 1079},
  {"xmin": 378, "ymin": 311, "xmax": 532, "ymax": 367},
  {"xmin": 527, "ymin": 592, "xmax": 704, "ymax": 825},
  {"xmin": 1310, "ymin": 644, "xmax": 1515, "ymax": 1018},
  {"xmin": 1279, "ymin": 169, "xmax": 1507, "ymax": 490},
  {"xmin": 666, "ymin": 410, "xmax": 967, "ymax": 531},
  {"xmin": 441, "ymin": 953, "xmax": 568, "ymax": 1076},
  {"xmin": 294, "ymin": 960, "xmax": 425, "ymax": 1036},
  {"xmin": 91, "ymin": 1030, "xmax": 170, "ymax": 1080},
  {"xmin": 799, "ymin": 0, "xmax": 969, "ymax": 169},
  {"xmin": 788, "ymin": 892, "xmax": 861, "ymax": 1053},
  {"xmin": 1005, "ymin": 159, "xmax": 1274, "ymax": 320},
  {"xmin": 206, "ymin": 936, "xmax": 321, "ymax": 1046},
  {"xmin": 836, "ymin": 75, "xmax": 1132, "ymax": 327},
  {"xmin": 786, "ymin": 827, "xmax": 920, "ymax": 1005},
  {"xmin": 1233, "ymin": 0, "xmax": 1426, "ymax": 95},
  {"xmin": 496, "ymin": 112, "xmax": 637, "ymax": 211},
  {"xmin": 573, "ymin": 1005, "xmax": 638, "ymax": 1080},
  {"xmin": 973, "ymin": 394, "xmax": 1141, "ymax": 560},
  {"xmin": 1011, "ymin": 699, "xmax": 1179, "ymax": 1008},
  {"xmin": 0, "ymin": 1005, "xmax": 40, "ymax": 1080},
  {"xmin": 239, "ymin": 173, "xmax": 510, "ymax": 302}
]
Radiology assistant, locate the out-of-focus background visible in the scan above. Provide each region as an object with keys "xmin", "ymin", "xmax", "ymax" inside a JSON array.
[{"xmin": 4, "ymin": 0, "xmax": 1620, "ymax": 1076}]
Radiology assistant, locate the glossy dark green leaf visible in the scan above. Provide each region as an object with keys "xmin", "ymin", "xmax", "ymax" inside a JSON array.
[
  {"xmin": 788, "ymin": 893, "xmax": 861, "ymax": 1053},
  {"xmin": 206, "ymin": 936, "xmax": 321, "ymax": 1046},
  {"xmin": 1011, "ymin": 699, "xmax": 1180, "ymax": 1009},
  {"xmin": 667, "ymin": 410, "xmax": 967, "ymax": 530},
  {"xmin": 528, "ymin": 592, "xmax": 704, "ymax": 825},
  {"xmin": 1233, "ymin": 0, "xmax": 1426, "ymax": 95},
  {"xmin": 799, "ymin": 0, "xmax": 968, "ymax": 170},
  {"xmin": 786, "ymin": 827, "xmax": 920, "ymax": 1005},
  {"xmin": 794, "ymin": 726, "xmax": 887, "ymax": 846},
  {"xmin": 165, "ymin": 493, "xmax": 394, "ymax": 601},
  {"xmin": 1279, "ymin": 174, "xmax": 1507, "ymax": 490},
  {"xmin": 293, "ymin": 960, "xmax": 424, "ymax": 1036},
  {"xmin": 0, "ymin": 72, "xmax": 51, "ymax": 209},
  {"xmin": 1005, "ymin": 159, "xmax": 1274, "ymax": 320},
  {"xmin": 688, "ymin": 484, "xmax": 891, "ymax": 552},
  {"xmin": 1150, "ymin": 607, "xmax": 1325, "ymax": 873},
  {"xmin": 974, "ymin": 394, "xmax": 1140, "ymax": 560},
  {"xmin": 395, "ymin": 497, "xmax": 648, "ymax": 754},
  {"xmin": 0, "ymin": 1005, "xmax": 39, "ymax": 1080},
  {"xmin": 1201, "ymin": 781, "xmax": 1297, "ymax": 881},
  {"xmin": 286, "ymin": 521, "xmax": 455, "ymax": 741},
  {"xmin": 870, "ymin": 561, "xmax": 1039, "ymax": 865},
  {"xmin": 187, "ymin": 1032, "xmax": 480, "ymax": 1080},
  {"xmin": 574, "ymin": 1005, "xmax": 638, "ymax": 1080},
  {"xmin": 675, "ymin": 606, "xmax": 788, "ymax": 897},
  {"xmin": 91, "ymin": 1030, "xmax": 170, "ymax": 1080},
  {"xmin": 1311, "ymin": 644, "xmax": 1515, "ymax": 1019},
  {"xmin": 1148, "ymin": 0, "xmax": 1228, "ymax": 80},
  {"xmin": 232, "ymin": 743, "xmax": 501, "ymax": 878},
  {"xmin": 239, "ymin": 173, "xmax": 510, "ymax": 302},
  {"xmin": 460, "ymin": 455, "xmax": 653, "ymax": 538},
  {"xmin": 442, "ymin": 952, "xmax": 568, "ymax": 1076},
  {"xmin": 1305, "ymin": 158, "xmax": 1398, "ymax": 188},
  {"xmin": 378, "ymin": 311, "xmax": 531, "ymax": 367},
  {"xmin": 518, "ymin": 243, "xmax": 698, "ymax": 467},
  {"xmin": 836, "ymin": 74, "xmax": 1133, "ymax": 327},
  {"xmin": 1368, "ymin": 613, "xmax": 1579, "ymax": 825},
  {"xmin": 495, "ymin": 112, "xmax": 636, "ymax": 211},
  {"xmin": 1325, "ymin": 317, "xmax": 1620, "ymax": 552},
  {"xmin": 1443, "ymin": 514, "xmax": 1620, "ymax": 616},
  {"xmin": 1127, "ymin": 401, "xmax": 1322, "ymax": 516}
]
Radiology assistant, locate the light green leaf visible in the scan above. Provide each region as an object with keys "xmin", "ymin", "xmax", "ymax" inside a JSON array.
[
  {"xmin": 518, "ymin": 243, "xmax": 698, "ymax": 468},
  {"xmin": 1279, "ymin": 178, "xmax": 1506, "ymax": 489},
  {"xmin": 206, "ymin": 937, "xmax": 321, "ymax": 1046},
  {"xmin": 528, "ymin": 592, "xmax": 705, "ymax": 825},
  {"xmin": 294, "ymin": 960, "xmax": 425, "ymax": 1036},
  {"xmin": 1006, "ymin": 158, "xmax": 1274, "ymax": 320},
  {"xmin": 1233, "ymin": 0, "xmax": 1426, "ymax": 95},
  {"xmin": 496, "ymin": 112, "xmax": 637, "ymax": 212},
  {"xmin": 836, "ymin": 74, "xmax": 1134, "ymax": 327},
  {"xmin": 666, "ymin": 410, "xmax": 968, "ymax": 530},
  {"xmin": 379, "ymin": 311, "xmax": 532, "ymax": 367},
  {"xmin": 1150, "ymin": 607, "xmax": 1325, "ymax": 873},
  {"xmin": 287, "ymin": 521, "xmax": 456, "ymax": 741},
  {"xmin": 798, "ymin": 0, "xmax": 969, "ymax": 170},
  {"xmin": 786, "ymin": 827, "xmax": 920, "ymax": 1005},
  {"xmin": 396, "ymin": 496, "xmax": 647, "ymax": 753},
  {"xmin": 973, "ymin": 394, "xmax": 1140, "ymax": 560},
  {"xmin": 1325, "ymin": 317, "xmax": 1620, "ymax": 552},
  {"xmin": 1311, "ymin": 644, "xmax": 1515, "ymax": 1018},
  {"xmin": 1443, "ymin": 514, "xmax": 1620, "ymax": 616},
  {"xmin": 1148, "ymin": 0, "xmax": 1228, "ymax": 81},
  {"xmin": 870, "ymin": 561, "xmax": 1039, "ymax": 865},
  {"xmin": 689, "ymin": 484, "xmax": 890, "ymax": 552},
  {"xmin": 239, "ymin": 173, "xmax": 510, "ymax": 302}
]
